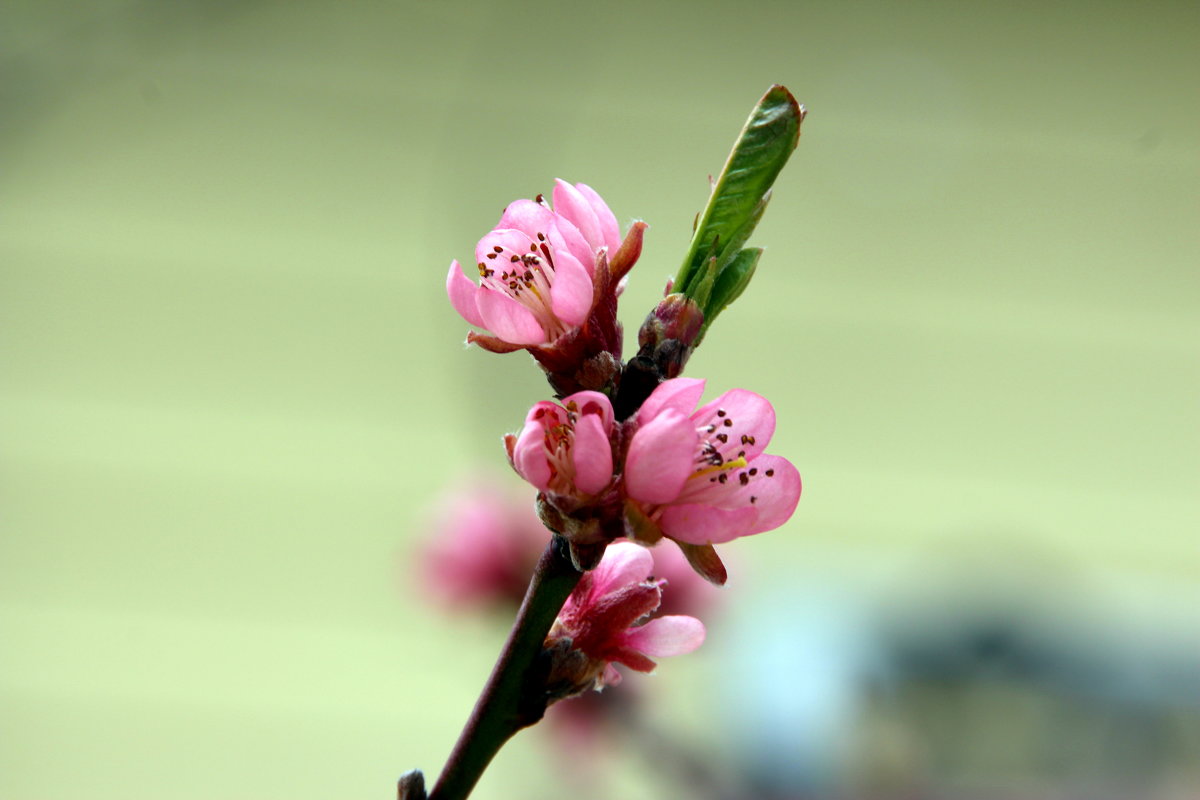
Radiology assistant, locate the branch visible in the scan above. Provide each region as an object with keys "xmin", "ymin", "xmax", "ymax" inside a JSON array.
[{"xmin": 427, "ymin": 535, "xmax": 582, "ymax": 800}]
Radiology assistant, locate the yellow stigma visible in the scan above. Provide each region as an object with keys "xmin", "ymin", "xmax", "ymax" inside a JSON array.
[{"xmin": 692, "ymin": 455, "xmax": 747, "ymax": 480}]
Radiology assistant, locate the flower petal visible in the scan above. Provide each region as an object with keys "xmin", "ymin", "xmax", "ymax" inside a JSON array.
[
  {"xmin": 573, "ymin": 182, "xmax": 622, "ymax": 256},
  {"xmin": 681, "ymin": 453, "xmax": 801, "ymax": 522},
  {"xmin": 692, "ymin": 388, "xmax": 777, "ymax": 461},
  {"xmin": 658, "ymin": 503, "xmax": 758, "ymax": 545},
  {"xmin": 550, "ymin": 216, "xmax": 595, "ymax": 275},
  {"xmin": 446, "ymin": 260, "xmax": 485, "ymax": 328},
  {"xmin": 623, "ymin": 615, "xmax": 706, "ymax": 657},
  {"xmin": 636, "ymin": 377, "xmax": 707, "ymax": 426},
  {"xmin": 553, "ymin": 179, "xmax": 604, "ymax": 253},
  {"xmin": 548, "ymin": 248, "xmax": 593, "ymax": 327},
  {"xmin": 513, "ymin": 419, "xmax": 553, "ymax": 490},
  {"xmin": 572, "ymin": 412, "xmax": 613, "ymax": 495},
  {"xmin": 476, "ymin": 288, "xmax": 547, "ymax": 345},
  {"xmin": 588, "ymin": 541, "xmax": 652, "ymax": 597},
  {"xmin": 496, "ymin": 198, "xmax": 554, "ymax": 237},
  {"xmin": 475, "ymin": 228, "xmax": 536, "ymax": 269},
  {"xmin": 562, "ymin": 390, "xmax": 615, "ymax": 434},
  {"xmin": 624, "ymin": 409, "xmax": 698, "ymax": 505},
  {"xmin": 740, "ymin": 454, "xmax": 802, "ymax": 534},
  {"xmin": 600, "ymin": 663, "xmax": 623, "ymax": 686}
]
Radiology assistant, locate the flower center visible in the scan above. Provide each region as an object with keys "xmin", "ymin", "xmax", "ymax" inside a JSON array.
[
  {"xmin": 535, "ymin": 399, "xmax": 586, "ymax": 494},
  {"xmin": 477, "ymin": 232, "xmax": 566, "ymax": 338}
]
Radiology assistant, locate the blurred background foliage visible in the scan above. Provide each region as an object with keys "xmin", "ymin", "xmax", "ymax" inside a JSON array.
[{"xmin": 2, "ymin": 1, "xmax": 1197, "ymax": 798}]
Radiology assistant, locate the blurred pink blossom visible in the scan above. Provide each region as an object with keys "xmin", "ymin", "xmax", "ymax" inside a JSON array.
[{"xmin": 419, "ymin": 478, "xmax": 546, "ymax": 612}]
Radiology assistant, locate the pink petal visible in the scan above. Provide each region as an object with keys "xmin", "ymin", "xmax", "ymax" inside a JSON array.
[
  {"xmin": 571, "ymin": 412, "xmax": 613, "ymax": 495},
  {"xmin": 692, "ymin": 389, "xmax": 777, "ymax": 461},
  {"xmin": 609, "ymin": 646, "xmax": 657, "ymax": 673},
  {"xmin": 562, "ymin": 390, "xmax": 615, "ymax": 434},
  {"xmin": 624, "ymin": 409, "xmax": 699, "ymax": 505},
  {"xmin": 476, "ymin": 288, "xmax": 547, "ymax": 345},
  {"xmin": 548, "ymin": 248, "xmax": 593, "ymax": 327},
  {"xmin": 623, "ymin": 615, "xmax": 706, "ymax": 657},
  {"xmin": 573, "ymin": 182, "xmax": 622, "ymax": 256},
  {"xmin": 658, "ymin": 503, "xmax": 758, "ymax": 545},
  {"xmin": 549, "ymin": 216, "xmax": 596, "ymax": 275},
  {"xmin": 589, "ymin": 541, "xmax": 652, "ymax": 597},
  {"xmin": 741, "ymin": 454, "xmax": 802, "ymax": 534},
  {"xmin": 637, "ymin": 378, "xmax": 706, "ymax": 426},
  {"xmin": 600, "ymin": 663, "xmax": 623, "ymax": 686},
  {"xmin": 496, "ymin": 198, "xmax": 554, "ymax": 237},
  {"xmin": 553, "ymin": 179, "xmax": 604, "ymax": 253},
  {"xmin": 683, "ymin": 453, "xmax": 800, "ymax": 520},
  {"xmin": 512, "ymin": 420, "xmax": 553, "ymax": 490},
  {"xmin": 475, "ymin": 228, "xmax": 536, "ymax": 269},
  {"xmin": 446, "ymin": 260, "xmax": 485, "ymax": 328}
]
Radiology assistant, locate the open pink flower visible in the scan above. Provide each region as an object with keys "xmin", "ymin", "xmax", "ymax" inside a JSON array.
[
  {"xmin": 623, "ymin": 377, "xmax": 801, "ymax": 546},
  {"xmin": 507, "ymin": 390, "xmax": 616, "ymax": 500},
  {"xmin": 547, "ymin": 542, "xmax": 705, "ymax": 692},
  {"xmin": 446, "ymin": 180, "xmax": 624, "ymax": 346}
]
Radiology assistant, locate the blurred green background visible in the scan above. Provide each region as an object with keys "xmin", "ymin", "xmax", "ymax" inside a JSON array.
[{"xmin": 2, "ymin": 1, "xmax": 1197, "ymax": 798}]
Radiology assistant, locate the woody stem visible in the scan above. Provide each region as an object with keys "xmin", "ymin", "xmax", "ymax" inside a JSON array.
[{"xmin": 427, "ymin": 535, "xmax": 582, "ymax": 800}]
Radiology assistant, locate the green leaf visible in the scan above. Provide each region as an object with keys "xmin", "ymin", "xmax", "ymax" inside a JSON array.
[
  {"xmin": 695, "ymin": 246, "xmax": 762, "ymax": 345},
  {"xmin": 675, "ymin": 85, "xmax": 805, "ymax": 296}
]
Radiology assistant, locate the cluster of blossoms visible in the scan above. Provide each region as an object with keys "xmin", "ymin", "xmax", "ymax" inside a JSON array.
[
  {"xmin": 444, "ymin": 180, "xmax": 801, "ymax": 699},
  {"xmin": 423, "ymin": 479, "xmax": 724, "ymax": 698}
]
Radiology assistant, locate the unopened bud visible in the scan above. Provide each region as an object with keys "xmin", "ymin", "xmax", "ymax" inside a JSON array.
[{"xmin": 635, "ymin": 293, "xmax": 705, "ymax": 380}]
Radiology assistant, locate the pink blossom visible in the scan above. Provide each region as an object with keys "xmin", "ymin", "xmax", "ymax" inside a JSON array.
[
  {"xmin": 547, "ymin": 542, "xmax": 705, "ymax": 691},
  {"xmin": 506, "ymin": 390, "xmax": 616, "ymax": 500},
  {"xmin": 419, "ymin": 478, "xmax": 546, "ymax": 611},
  {"xmin": 446, "ymin": 180, "xmax": 625, "ymax": 347},
  {"xmin": 623, "ymin": 377, "xmax": 801, "ymax": 546}
]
